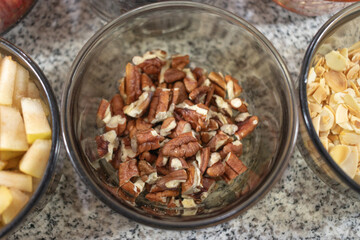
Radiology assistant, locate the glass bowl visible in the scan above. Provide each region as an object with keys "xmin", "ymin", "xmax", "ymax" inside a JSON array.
[
  {"xmin": 298, "ymin": 3, "xmax": 360, "ymax": 200},
  {"xmin": 61, "ymin": 1, "xmax": 298, "ymax": 229},
  {"xmin": 272, "ymin": 0, "xmax": 355, "ymax": 17},
  {"xmin": 0, "ymin": 38, "xmax": 61, "ymax": 238},
  {"xmin": 0, "ymin": 0, "xmax": 37, "ymax": 35}
]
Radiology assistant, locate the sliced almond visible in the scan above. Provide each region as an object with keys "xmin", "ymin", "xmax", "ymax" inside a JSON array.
[
  {"xmin": 330, "ymin": 145, "xmax": 351, "ymax": 165},
  {"xmin": 308, "ymin": 67, "xmax": 316, "ymax": 83},
  {"xmin": 312, "ymin": 84, "xmax": 327, "ymax": 104},
  {"xmin": 324, "ymin": 70, "xmax": 347, "ymax": 92},
  {"xmin": 309, "ymin": 102, "xmax": 322, "ymax": 114},
  {"xmin": 312, "ymin": 115, "xmax": 321, "ymax": 135},
  {"xmin": 338, "ymin": 146, "xmax": 358, "ymax": 178},
  {"xmin": 315, "ymin": 66, "xmax": 326, "ymax": 78},
  {"xmin": 339, "ymin": 130, "xmax": 360, "ymax": 145},
  {"xmin": 347, "ymin": 64, "xmax": 359, "ymax": 80},
  {"xmin": 339, "ymin": 48, "xmax": 349, "ymax": 59},
  {"xmin": 319, "ymin": 106, "xmax": 335, "ymax": 131},
  {"xmin": 350, "ymin": 115, "xmax": 360, "ymax": 134},
  {"xmin": 319, "ymin": 136, "xmax": 329, "ymax": 151},
  {"xmin": 325, "ymin": 50, "xmax": 348, "ymax": 71},
  {"xmin": 307, "ymin": 82, "xmax": 319, "ymax": 96},
  {"xmin": 335, "ymin": 104, "xmax": 348, "ymax": 124},
  {"xmin": 349, "ymin": 81, "xmax": 360, "ymax": 97},
  {"xmin": 343, "ymin": 94, "xmax": 360, "ymax": 118}
]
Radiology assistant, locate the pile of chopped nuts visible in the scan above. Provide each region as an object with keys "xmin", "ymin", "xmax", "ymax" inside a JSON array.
[
  {"xmin": 307, "ymin": 41, "xmax": 360, "ymax": 183},
  {"xmin": 95, "ymin": 50, "xmax": 259, "ymax": 214}
]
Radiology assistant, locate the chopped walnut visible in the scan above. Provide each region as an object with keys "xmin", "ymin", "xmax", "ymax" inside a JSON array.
[{"xmin": 94, "ymin": 50, "xmax": 259, "ymax": 211}]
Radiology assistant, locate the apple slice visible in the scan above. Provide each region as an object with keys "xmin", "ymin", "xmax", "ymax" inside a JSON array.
[
  {"xmin": 0, "ymin": 186, "xmax": 13, "ymax": 214},
  {"xmin": 0, "ymin": 170, "xmax": 32, "ymax": 192},
  {"xmin": 21, "ymin": 98, "xmax": 51, "ymax": 144},
  {"xmin": 12, "ymin": 63, "xmax": 29, "ymax": 110},
  {"xmin": 1, "ymin": 188, "xmax": 29, "ymax": 225},
  {"xmin": 0, "ymin": 56, "xmax": 17, "ymax": 106},
  {"xmin": 0, "ymin": 160, "xmax": 6, "ymax": 170},
  {"xmin": 3, "ymin": 157, "xmax": 20, "ymax": 170},
  {"xmin": 0, "ymin": 106, "xmax": 28, "ymax": 151},
  {"xmin": 19, "ymin": 139, "xmax": 51, "ymax": 178},
  {"xmin": 0, "ymin": 150, "xmax": 24, "ymax": 161},
  {"xmin": 27, "ymin": 80, "xmax": 40, "ymax": 99}
]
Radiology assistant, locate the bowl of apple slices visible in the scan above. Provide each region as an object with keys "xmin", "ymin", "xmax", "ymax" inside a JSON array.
[{"xmin": 0, "ymin": 37, "xmax": 61, "ymax": 238}]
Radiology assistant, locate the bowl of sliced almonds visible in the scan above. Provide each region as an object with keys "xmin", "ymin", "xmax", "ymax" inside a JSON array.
[
  {"xmin": 298, "ymin": 3, "xmax": 360, "ymax": 200},
  {"xmin": 0, "ymin": 38, "xmax": 61, "ymax": 237},
  {"xmin": 62, "ymin": 1, "xmax": 298, "ymax": 229}
]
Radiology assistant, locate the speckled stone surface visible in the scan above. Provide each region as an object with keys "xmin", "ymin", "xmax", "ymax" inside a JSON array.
[{"xmin": 3, "ymin": 0, "xmax": 360, "ymax": 239}]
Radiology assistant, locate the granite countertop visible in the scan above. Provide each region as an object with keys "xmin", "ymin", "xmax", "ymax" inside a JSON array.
[{"xmin": 3, "ymin": 0, "xmax": 360, "ymax": 239}]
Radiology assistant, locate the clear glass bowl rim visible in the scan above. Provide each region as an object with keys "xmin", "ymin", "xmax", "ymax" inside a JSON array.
[
  {"xmin": 0, "ymin": 37, "xmax": 61, "ymax": 238},
  {"xmin": 299, "ymin": 3, "xmax": 360, "ymax": 194},
  {"xmin": 61, "ymin": 1, "xmax": 298, "ymax": 229}
]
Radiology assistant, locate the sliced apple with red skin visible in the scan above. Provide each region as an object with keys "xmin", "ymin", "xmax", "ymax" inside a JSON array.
[
  {"xmin": 0, "ymin": 106, "xmax": 28, "ymax": 151},
  {"xmin": 21, "ymin": 97, "xmax": 51, "ymax": 144}
]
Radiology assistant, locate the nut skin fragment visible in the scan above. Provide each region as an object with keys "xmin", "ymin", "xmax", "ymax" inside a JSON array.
[
  {"xmin": 96, "ymin": 99, "xmax": 111, "ymax": 128},
  {"xmin": 230, "ymin": 98, "xmax": 248, "ymax": 112},
  {"xmin": 208, "ymin": 72, "xmax": 226, "ymax": 90},
  {"xmin": 189, "ymin": 86, "xmax": 214, "ymax": 106},
  {"xmin": 225, "ymin": 75, "xmax": 242, "ymax": 97},
  {"xmin": 182, "ymin": 163, "xmax": 202, "ymax": 195},
  {"xmin": 138, "ymin": 57, "xmax": 163, "ymax": 75},
  {"xmin": 206, "ymin": 161, "xmax": 225, "ymax": 177},
  {"xmin": 139, "ymin": 151, "xmax": 157, "ymax": 163},
  {"xmin": 192, "ymin": 67, "xmax": 205, "ymax": 80},
  {"xmin": 141, "ymin": 73, "xmax": 155, "ymax": 91},
  {"xmin": 213, "ymin": 84, "xmax": 226, "ymax": 98},
  {"xmin": 169, "ymin": 157, "xmax": 189, "ymax": 171},
  {"xmin": 235, "ymin": 116, "xmax": 259, "ymax": 140},
  {"xmin": 151, "ymin": 89, "xmax": 172, "ymax": 123},
  {"xmin": 171, "ymin": 55, "xmax": 189, "ymax": 70},
  {"xmin": 103, "ymin": 183, "xmax": 135, "ymax": 203},
  {"xmin": 124, "ymin": 91, "xmax": 154, "ymax": 118},
  {"xmin": 168, "ymin": 120, "xmax": 192, "ymax": 139},
  {"xmin": 95, "ymin": 135, "xmax": 110, "ymax": 158},
  {"xmin": 145, "ymin": 190, "xmax": 179, "ymax": 204},
  {"xmin": 223, "ymin": 164, "xmax": 239, "ymax": 183},
  {"xmin": 220, "ymin": 140, "xmax": 243, "ymax": 159},
  {"xmin": 175, "ymin": 104, "xmax": 209, "ymax": 132},
  {"xmin": 173, "ymin": 81, "xmax": 188, "ymax": 104},
  {"xmin": 121, "ymin": 181, "xmax": 142, "ymax": 198},
  {"xmin": 119, "ymin": 159, "xmax": 139, "ymax": 186},
  {"xmin": 200, "ymin": 131, "xmax": 217, "ymax": 144},
  {"xmin": 160, "ymin": 117, "xmax": 177, "ymax": 136},
  {"xmin": 207, "ymin": 131, "xmax": 231, "ymax": 152},
  {"xmin": 138, "ymin": 160, "xmax": 156, "ymax": 176},
  {"xmin": 125, "ymin": 63, "xmax": 142, "ymax": 104},
  {"xmin": 136, "ymin": 129, "xmax": 164, "ymax": 154},
  {"xmin": 110, "ymin": 94, "xmax": 125, "ymax": 115},
  {"xmin": 105, "ymin": 114, "xmax": 127, "ymax": 136},
  {"xmin": 164, "ymin": 68, "xmax": 186, "ymax": 83},
  {"xmin": 198, "ymin": 147, "xmax": 210, "ymax": 174},
  {"xmin": 152, "ymin": 169, "xmax": 188, "ymax": 192},
  {"xmin": 162, "ymin": 132, "xmax": 201, "ymax": 158},
  {"xmin": 184, "ymin": 77, "xmax": 198, "ymax": 93},
  {"xmin": 224, "ymin": 152, "xmax": 247, "ymax": 174}
]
